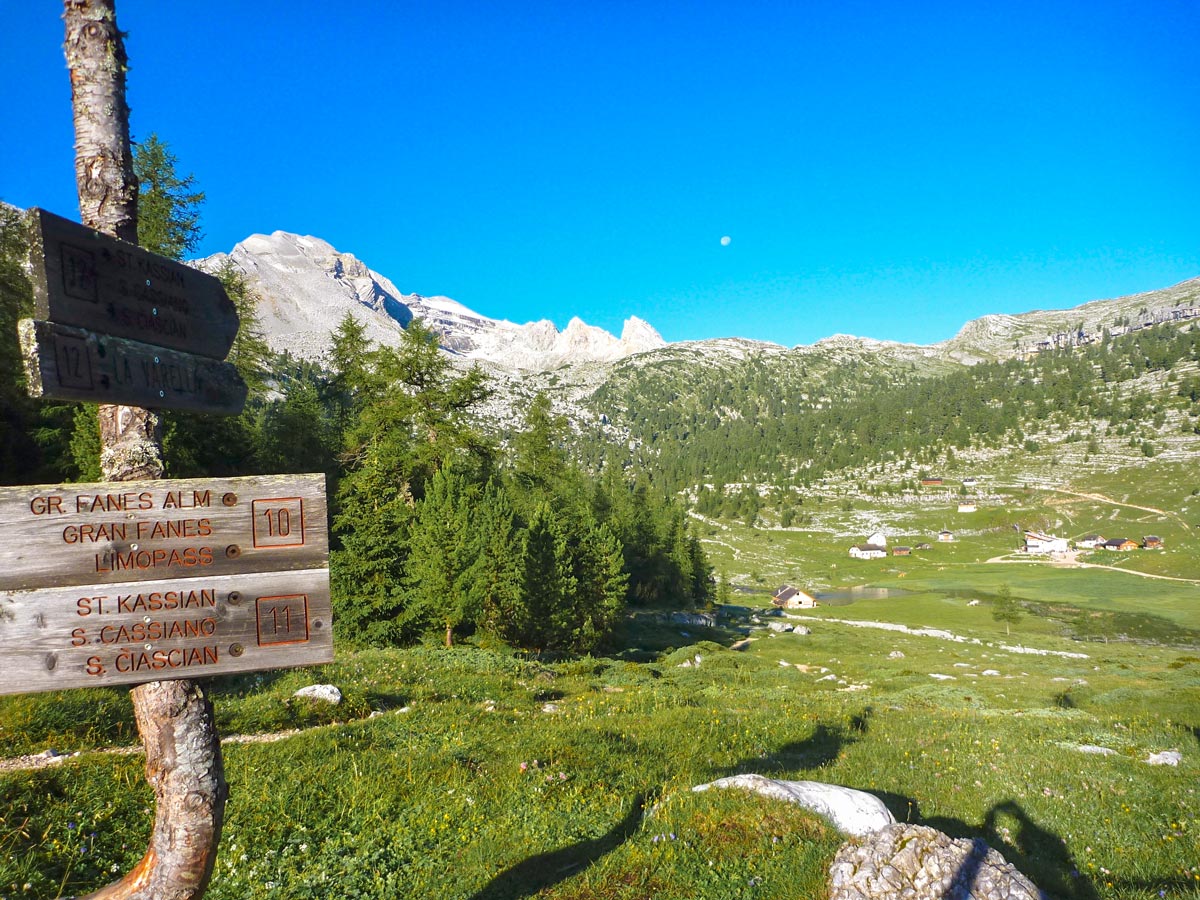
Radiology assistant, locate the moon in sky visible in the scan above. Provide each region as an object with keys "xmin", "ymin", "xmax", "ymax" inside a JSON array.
[{"xmin": 720, "ymin": 235, "xmax": 731, "ymax": 246}]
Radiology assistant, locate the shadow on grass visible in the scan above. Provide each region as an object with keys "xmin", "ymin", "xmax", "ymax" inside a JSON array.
[
  {"xmin": 874, "ymin": 792, "xmax": 1100, "ymax": 900},
  {"xmin": 725, "ymin": 708, "xmax": 875, "ymax": 776},
  {"xmin": 466, "ymin": 792, "xmax": 652, "ymax": 900}
]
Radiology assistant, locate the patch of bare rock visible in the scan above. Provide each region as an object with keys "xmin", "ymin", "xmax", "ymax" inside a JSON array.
[
  {"xmin": 690, "ymin": 776, "xmax": 1047, "ymax": 899},
  {"xmin": 830, "ymin": 824, "xmax": 1045, "ymax": 900}
]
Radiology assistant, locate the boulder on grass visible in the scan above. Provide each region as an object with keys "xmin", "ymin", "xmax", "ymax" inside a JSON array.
[
  {"xmin": 692, "ymin": 774, "xmax": 894, "ymax": 837},
  {"xmin": 292, "ymin": 684, "xmax": 342, "ymax": 705},
  {"xmin": 829, "ymin": 823, "xmax": 1044, "ymax": 900}
]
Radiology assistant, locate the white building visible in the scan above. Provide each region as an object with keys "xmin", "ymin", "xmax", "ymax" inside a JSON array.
[
  {"xmin": 849, "ymin": 544, "xmax": 888, "ymax": 560},
  {"xmin": 1024, "ymin": 531, "xmax": 1068, "ymax": 554}
]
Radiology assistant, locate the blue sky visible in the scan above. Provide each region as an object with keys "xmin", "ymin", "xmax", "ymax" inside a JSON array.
[{"xmin": 2, "ymin": 1, "xmax": 1198, "ymax": 346}]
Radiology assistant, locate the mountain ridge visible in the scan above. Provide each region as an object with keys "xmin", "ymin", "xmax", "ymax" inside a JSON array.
[
  {"xmin": 197, "ymin": 228, "xmax": 1200, "ymax": 374},
  {"xmin": 197, "ymin": 231, "xmax": 666, "ymax": 372}
]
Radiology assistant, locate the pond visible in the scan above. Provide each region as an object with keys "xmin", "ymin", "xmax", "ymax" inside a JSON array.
[{"xmin": 815, "ymin": 586, "xmax": 911, "ymax": 606}]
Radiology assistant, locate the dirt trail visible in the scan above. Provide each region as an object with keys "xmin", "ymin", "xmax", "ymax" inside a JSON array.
[
  {"xmin": 0, "ymin": 728, "xmax": 303, "ymax": 775},
  {"xmin": 1042, "ymin": 487, "xmax": 1192, "ymax": 532},
  {"xmin": 983, "ymin": 552, "xmax": 1200, "ymax": 585}
]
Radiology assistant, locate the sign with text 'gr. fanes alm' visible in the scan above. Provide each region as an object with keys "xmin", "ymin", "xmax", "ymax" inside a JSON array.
[
  {"xmin": 18, "ymin": 208, "xmax": 247, "ymax": 415},
  {"xmin": 0, "ymin": 474, "xmax": 332, "ymax": 695}
]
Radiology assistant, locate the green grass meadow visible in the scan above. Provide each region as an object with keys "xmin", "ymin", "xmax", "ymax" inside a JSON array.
[
  {"xmin": 3, "ymin": 466, "xmax": 1199, "ymax": 899},
  {"xmin": 2, "ymin": 611, "xmax": 1198, "ymax": 900}
]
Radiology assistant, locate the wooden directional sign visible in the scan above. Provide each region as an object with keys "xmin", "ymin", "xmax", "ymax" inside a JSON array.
[
  {"xmin": 0, "ymin": 474, "xmax": 328, "ymax": 592},
  {"xmin": 18, "ymin": 319, "xmax": 248, "ymax": 414},
  {"xmin": 26, "ymin": 207, "xmax": 239, "ymax": 360},
  {"xmin": 0, "ymin": 474, "xmax": 331, "ymax": 695},
  {"xmin": 0, "ymin": 569, "xmax": 332, "ymax": 695}
]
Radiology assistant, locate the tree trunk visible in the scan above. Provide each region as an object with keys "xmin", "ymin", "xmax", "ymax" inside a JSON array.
[
  {"xmin": 63, "ymin": 0, "xmax": 138, "ymax": 243},
  {"xmin": 81, "ymin": 683, "xmax": 227, "ymax": 900},
  {"xmin": 64, "ymin": 3, "xmax": 226, "ymax": 898}
]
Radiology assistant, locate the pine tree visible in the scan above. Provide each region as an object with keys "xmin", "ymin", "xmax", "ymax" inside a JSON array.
[
  {"xmin": 991, "ymin": 584, "xmax": 1022, "ymax": 636},
  {"xmin": 134, "ymin": 133, "xmax": 204, "ymax": 259},
  {"xmin": 402, "ymin": 466, "xmax": 480, "ymax": 647}
]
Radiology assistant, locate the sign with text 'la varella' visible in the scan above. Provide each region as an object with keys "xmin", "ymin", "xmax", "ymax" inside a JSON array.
[
  {"xmin": 18, "ymin": 319, "xmax": 249, "ymax": 414},
  {"xmin": 0, "ymin": 474, "xmax": 332, "ymax": 695},
  {"xmin": 18, "ymin": 208, "xmax": 248, "ymax": 414}
]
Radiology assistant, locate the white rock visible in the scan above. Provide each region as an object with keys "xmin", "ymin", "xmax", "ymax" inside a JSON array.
[
  {"xmin": 793, "ymin": 625, "xmax": 812, "ymax": 635},
  {"xmin": 930, "ymin": 673, "xmax": 956, "ymax": 681},
  {"xmin": 982, "ymin": 669, "xmax": 1001, "ymax": 676},
  {"xmin": 888, "ymin": 650, "xmax": 905, "ymax": 659},
  {"xmin": 1076, "ymin": 745, "xmax": 1116, "ymax": 756},
  {"xmin": 693, "ymin": 775, "xmax": 895, "ymax": 837},
  {"xmin": 541, "ymin": 702, "xmax": 562, "ymax": 714},
  {"xmin": 1146, "ymin": 749, "xmax": 1182, "ymax": 766},
  {"xmin": 818, "ymin": 674, "xmax": 838, "ymax": 682},
  {"xmin": 293, "ymin": 684, "xmax": 342, "ymax": 704},
  {"xmin": 967, "ymin": 599, "xmax": 981, "ymax": 606},
  {"xmin": 768, "ymin": 622, "xmax": 794, "ymax": 633}
]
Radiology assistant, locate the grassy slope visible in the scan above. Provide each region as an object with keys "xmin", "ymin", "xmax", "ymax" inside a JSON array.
[
  {"xmin": 2, "ymin": 618, "xmax": 1198, "ymax": 900},
  {"xmin": 3, "ymin": 438, "xmax": 1199, "ymax": 899}
]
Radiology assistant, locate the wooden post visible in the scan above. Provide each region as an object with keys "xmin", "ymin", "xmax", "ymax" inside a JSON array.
[{"xmin": 62, "ymin": 2, "xmax": 228, "ymax": 898}]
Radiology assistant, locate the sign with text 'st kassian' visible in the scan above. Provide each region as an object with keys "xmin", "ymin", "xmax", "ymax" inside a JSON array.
[{"xmin": 0, "ymin": 474, "xmax": 332, "ymax": 695}]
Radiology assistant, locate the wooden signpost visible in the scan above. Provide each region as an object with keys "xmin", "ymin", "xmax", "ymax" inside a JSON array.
[
  {"xmin": 15, "ymin": 4, "xmax": 325, "ymax": 896},
  {"xmin": 17, "ymin": 319, "xmax": 248, "ymax": 414},
  {"xmin": 17, "ymin": 209, "xmax": 248, "ymax": 413},
  {"xmin": 0, "ymin": 474, "xmax": 332, "ymax": 695},
  {"xmin": 25, "ymin": 208, "xmax": 239, "ymax": 359}
]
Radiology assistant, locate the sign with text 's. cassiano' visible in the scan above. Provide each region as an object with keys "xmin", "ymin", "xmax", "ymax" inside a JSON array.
[{"xmin": 0, "ymin": 474, "xmax": 332, "ymax": 695}]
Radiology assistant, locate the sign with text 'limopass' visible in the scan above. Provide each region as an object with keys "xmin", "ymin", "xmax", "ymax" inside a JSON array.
[{"xmin": 0, "ymin": 474, "xmax": 332, "ymax": 695}]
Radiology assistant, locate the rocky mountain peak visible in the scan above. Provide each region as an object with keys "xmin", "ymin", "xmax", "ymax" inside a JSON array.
[{"xmin": 196, "ymin": 232, "xmax": 666, "ymax": 371}]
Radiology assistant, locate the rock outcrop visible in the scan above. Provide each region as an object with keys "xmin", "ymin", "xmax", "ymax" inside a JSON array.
[{"xmin": 829, "ymin": 823, "xmax": 1045, "ymax": 900}]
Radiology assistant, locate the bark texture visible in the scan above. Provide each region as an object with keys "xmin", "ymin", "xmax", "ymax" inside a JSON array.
[
  {"xmin": 98, "ymin": 402, "xmax": 164, "ymax": 481},
  {"xmin": 64, "ymin": 4, "xmax": 226, "ymax": 898},
  {"xmin": 63, "ymin": 0, "xmax": 138, "ymax": 243},
  {"xmin": 81, "ymin": 683, "xmax": 228, "ymax": 900}
]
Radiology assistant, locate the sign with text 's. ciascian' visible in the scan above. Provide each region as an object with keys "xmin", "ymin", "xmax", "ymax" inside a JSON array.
[{"xmin": 0, "ymin": 474, "xmax": 332, "ymax": 695}]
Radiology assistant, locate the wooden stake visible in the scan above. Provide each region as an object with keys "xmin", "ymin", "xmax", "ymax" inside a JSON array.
[{"xmin": 63, "ymin": 3, "xmax": 227, "ymax": 897}]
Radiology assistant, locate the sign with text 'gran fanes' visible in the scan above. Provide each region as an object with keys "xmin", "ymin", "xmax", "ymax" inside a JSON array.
[{"xmin": 0, "ymin": 474, "xmax": 332, "ymax": 694}]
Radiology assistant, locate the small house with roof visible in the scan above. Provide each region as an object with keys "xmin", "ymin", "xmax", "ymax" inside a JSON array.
[
  {"xmin": 772, "ymin": 585, "xmax": 818, "ymax": 609},
  {"xmin": 1024, "ymin": 531, "xmax": 1068, "ymax": 554},
  {"xmin": 1102, "ymin": 538, "xmax": 1138, "ymax": 551},
  {"xmin": 1076, "ymin": 534, "xmax": 1105, "ymax": 549},
  {"xmin": 1142, "ymin": 535, "xmax": 1164, "ymax": 549},
  {"xmin": 937, "ymin": 530, "xmax": 955, "ymax": 542}
]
